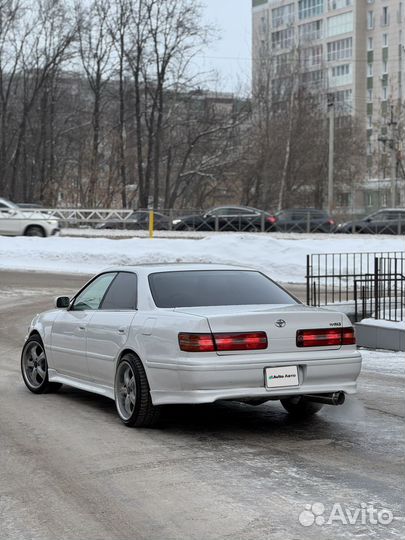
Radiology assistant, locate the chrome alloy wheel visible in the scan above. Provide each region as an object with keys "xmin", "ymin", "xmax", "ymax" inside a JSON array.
[
  {"xmin": 22, "ymin": 341, "xmax": 47, "ymax": 389},
  {"xmin": 115, "ymin": 361, "xmax": 137, "ymax": 420}
]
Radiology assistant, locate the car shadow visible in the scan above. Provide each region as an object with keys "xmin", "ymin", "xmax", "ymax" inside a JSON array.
[{"xmin": 54, "ymin": 385, "xmax": 349, "ymax": 441}]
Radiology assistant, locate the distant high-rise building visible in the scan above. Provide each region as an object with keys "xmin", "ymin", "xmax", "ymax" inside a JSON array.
[{"xmin": 252, "ymin": 0, "xmax": 405, "ymax": 179}]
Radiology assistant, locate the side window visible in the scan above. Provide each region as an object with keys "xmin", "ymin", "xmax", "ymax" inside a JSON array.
[
  {"xmin": 232, "ymin": 208, "xmax": 256, "ymax": 215},
  {"xmin": 374, "ymin": 212, "xmax": 388, "ymax": 220},
  {"xmin": 100, "ymin": 272, "xmax": 138, "ymax": 310},
  {"xmin": 208, "ymin": 208, "xmax": 223, "ymax": 216},
  {"xmin": 72, "ymin": 273, "xmax": 117, "ymax": 311}
]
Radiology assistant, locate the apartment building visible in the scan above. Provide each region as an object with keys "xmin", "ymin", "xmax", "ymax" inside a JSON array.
[{"xmin": 252, "ymin": 0, "xmax": 405, "ymax": 184}]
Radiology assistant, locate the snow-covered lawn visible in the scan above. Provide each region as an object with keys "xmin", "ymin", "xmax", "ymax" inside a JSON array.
[
  {"xmin": 360, "ymin": 349, "xmax": 404, "ymax": 377},
  {"xmin": 0, "ymin": 233, "xmax": 403, "ymax": 282}
]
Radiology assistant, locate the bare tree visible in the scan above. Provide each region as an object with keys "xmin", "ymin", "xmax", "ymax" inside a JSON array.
[{"xmin": 77, "ymin": 0, "xmax": 115, "ymax": 207}]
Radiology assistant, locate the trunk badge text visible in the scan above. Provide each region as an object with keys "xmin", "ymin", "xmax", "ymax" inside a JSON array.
[{"xmin": 275, "ymin": 319, "xmax": 286, "ymax": 328}]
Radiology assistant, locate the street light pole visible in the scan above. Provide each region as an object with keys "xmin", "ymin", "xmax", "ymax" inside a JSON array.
[
  {"xmin": 327, "ymin": 93, "xmax": 335, "ymax": 215},
  {"xmin": 388, "ymin": 105, "xmax": 398, "ymax": 207}
]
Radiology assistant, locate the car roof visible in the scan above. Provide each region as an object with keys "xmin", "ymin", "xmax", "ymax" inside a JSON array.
[
  {"xmin": 210, "ymin": 205, "xmax": 260, "ymax": 211},
  {"xmin": 374, "ymin": 208, "xmax": 405, "ymax": 212},
  {"xmin": 101, "ymin": 263, "xmax": 255, "ymax": 275}
]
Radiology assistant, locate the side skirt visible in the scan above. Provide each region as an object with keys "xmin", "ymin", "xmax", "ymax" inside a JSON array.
[{"xmin": 48, "ymin": 369, "xmax": 115, "ymax": 400}]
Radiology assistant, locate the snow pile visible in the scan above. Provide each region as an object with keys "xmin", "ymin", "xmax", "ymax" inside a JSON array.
[
  {"xmin": 0, "ymin": 234, "xmax": 403, "ymax": 282},
  {"xmin": 360, "ymin": 349, "xmax": 404, "ymax": 376},
  {"xmin": 360, "ymin": 318, "xmax": 404, "ymax": 330}
]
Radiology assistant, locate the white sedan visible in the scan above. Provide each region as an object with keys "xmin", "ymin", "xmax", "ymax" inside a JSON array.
[
  {"xmin": 0, "ymin": 197, "xmax": 59, "ymax": 237},
  {"xmin": 21, "ymin": 264, "xmax": 362, "ymax": 427}
]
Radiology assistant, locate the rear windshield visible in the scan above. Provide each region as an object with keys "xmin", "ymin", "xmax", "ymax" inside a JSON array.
[{"xmin": 148, "ymin": 270, "xmax": 297, "ymax": 308}]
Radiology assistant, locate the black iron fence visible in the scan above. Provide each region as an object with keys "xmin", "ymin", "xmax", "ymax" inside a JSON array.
[
  {"xmin": 306, "ymin": 251, "xmax": 404, "ymax": 308},
  {"xmin": 354, "ymin": 256, "xmax": 405, "ymax": 323}
]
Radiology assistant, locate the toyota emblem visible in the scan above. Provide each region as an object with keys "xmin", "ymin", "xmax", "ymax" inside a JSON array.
[{"xmin": 275, "ymin": 319, "xmax": 286, "ymax": 328}]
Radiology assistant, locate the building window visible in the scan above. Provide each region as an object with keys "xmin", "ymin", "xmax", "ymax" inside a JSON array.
[
  {"xmin": 330, "ymin": 63, "xmax": 352, "ymax": 85},
  {"xmin": 367, "ymin": 88, "xmax": 373, "ymax": 101},
  {"xmin": 367, "ymin": 115, "xmax": 373, "ymax": 128},
  {"xmin": 272, "ymin": 27, "xmax": 295, "ymax": 50},
  {"xmin": 327, "ymin": 12, "xmax": 353, "ymax": 36},
  {"xmin": 272, "ymin": 4, "xmax": 295, "ymax": 28},
  {"xmin": 327, "ymin": 37, "xmax": 352, "ymax": 60},
  {"xmin": 381, "ymin": 6, "xmax": 389, "ymax": 26},
  {"xmin": 366, "ymin": 192, "xmax": 373, "ymax": 207},
  {"xmin": 367, "ymin": 37, "xmax": 373, "ymax": 50},
  {"xmin": 337, "ymin": 192, "xmax": 352, "ymax": 207},
  {"xmin": 333, "ymin": 89, "xmax": 352, "ymax": 110},
  {"xmin": 382, "ymin": 33, "xmax": 388, "ymax": 46},
  {"xmin": 382, "ymin": 85, "xmax": 388, "ymax": 100},
  {"xmin": 367, "ymin": 11, "xmax": 374, "ymax": 29},
  {"xmin": 301, "ymin": 45, "xmax": 323, "ymax": 66},
  {"xmin": 367, "ymin": 62, "xmax": 373, "ymax": 76},
  {"xmin": 302, "ymin": 69, "xmax": 324, "ymax": 85},
  {"xmin": 299, "ymin": 19, "xmax": 323, "ymax": 41},
  {"xmin": 298, "ymin": 0, "xmax": 324, "ymax": 20},
  {"xmin": 328, "ymin": 0, "xmax": 353, "ymax": 10},
  {"xmin": 382, "ymin": 60, "xmax": 388, "ymax": 73}
]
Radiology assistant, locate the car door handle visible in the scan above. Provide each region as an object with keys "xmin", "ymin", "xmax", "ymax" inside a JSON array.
[
  {"xmin": 118, "ymin": 328, "xmax": 126, "ymax": 334},
  {"xmin": 79, "ymin": 325, "xmax": 86, "ymax": 331}
]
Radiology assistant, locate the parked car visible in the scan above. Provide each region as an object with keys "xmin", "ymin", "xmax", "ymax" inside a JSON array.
[
  {"xmin": 17, "ymin": 202, "xmax": 43, "ymax": 209},
  {"xmin": 21, "ymin": 263, "xmax": 361, "ymax": 427},
  {"xmin": 172, "ymin": 206, "xmax": 278, "ymax": 231},
  {"xmin": 96, "ymin": 210, "xmax": 169, "ymax": 231},
  {"xmin": 337, "ymin": 208, "xmax": 405, "ymax": 234},
  {"xmin": 0, "ymin": 197, "xmax": 59, "ymax": 237},
  {"xmin": 275, "ymin": 208, "xmax": 336, "ymax": 233}
]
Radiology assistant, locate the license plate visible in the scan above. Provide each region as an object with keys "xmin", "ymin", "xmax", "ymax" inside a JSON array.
[{"xmin": 265, "ymin": 366, "xmax": 299, "ymax": 388}]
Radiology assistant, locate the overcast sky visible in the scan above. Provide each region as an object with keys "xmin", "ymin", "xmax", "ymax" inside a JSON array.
[{"xmin": 196, "ymin": 0, "xmax": 252, "ymax": 94}]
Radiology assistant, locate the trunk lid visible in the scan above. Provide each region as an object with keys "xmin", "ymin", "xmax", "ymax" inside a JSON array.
[{"xmin": 174, "ymin": 304, "xmax": 344, "ymax": 354}]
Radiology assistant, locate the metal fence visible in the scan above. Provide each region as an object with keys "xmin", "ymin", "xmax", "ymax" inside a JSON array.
[
  {"xmin": 6, "ymin": 207, "xmax": 405, "ymax": 234},
  {"xmin": 354, "ymin": 256, "xmax": 405, "ymax": 323},
  {"xmin": 4, "ymin": 207, "xmax": 405, "ymax": 234},
  {"xmin": 306, "ymin": 251, "xmax": 404, "ymax": 309}
]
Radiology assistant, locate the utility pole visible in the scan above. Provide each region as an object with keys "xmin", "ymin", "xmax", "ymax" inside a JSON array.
[
  {"xmin": 379, "ymin": 105, "xmax": 399, "ymax": 207},
  {"xmin": 327, "ymin": 93, "xmax": 335, "ymax": 215},
  {"xmin": 388, "ymin": 105, "xmax": 398, "ymax": 207}
]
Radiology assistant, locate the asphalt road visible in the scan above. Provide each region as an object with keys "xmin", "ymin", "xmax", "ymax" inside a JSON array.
[{"xmin": 0, "ymin": 271, "xmax": 403, "ymax": 540}]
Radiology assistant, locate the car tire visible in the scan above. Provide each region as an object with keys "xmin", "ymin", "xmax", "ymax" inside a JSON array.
[
  {"xmin": 21, "ymin": 335, "xmax": 62, "ymax": 394},
  {"xmin": 280, "ymin": 396, "xmax": 323, "ymax": 417},
  {"xmin": 114, "ymin": 353, "xmax": 160, "ymax": 427},
  {"xmin": 24, "ymin": 225, "xmax": 46, "ymax": 237}
]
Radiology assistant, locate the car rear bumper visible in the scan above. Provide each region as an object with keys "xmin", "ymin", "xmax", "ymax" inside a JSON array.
[{"xmin": 149, "ymin": 350, "xmax": 362, "ymax": 405}]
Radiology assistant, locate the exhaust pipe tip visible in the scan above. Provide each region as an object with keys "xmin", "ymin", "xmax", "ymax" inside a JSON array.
[
  {"xmin": 333, "ymin": 391, "xmax": 345, "ymax": 406},
  {"xmin": 305, "ymin": 391, "xmax": 345, "ymax": 406}
]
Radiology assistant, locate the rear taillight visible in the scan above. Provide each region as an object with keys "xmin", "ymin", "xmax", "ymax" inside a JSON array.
[
  {"xmin": 296, "ymin": 327, "xmax": 356, "ymax": 347},
  {"xmin": 266, "ymin": 216, "xmax": 277, "ymax": 224},
  {"xmin": 179, "ymin": 332, "xmax": 268, "ymax": 352},
  {"xmin": 178, "ymin": 333, "xmax": 215, "ymax": 352},
  {"xmin": 215, "ymin": 332, "xmax": 268, "ymax": 351},
  {"xmin": 328, "ymin": 219, "xmax": 335, "ymax": 225},
  {"xmin": 342, "ymin": 327, "xmax": 356, "ymax": 345}
]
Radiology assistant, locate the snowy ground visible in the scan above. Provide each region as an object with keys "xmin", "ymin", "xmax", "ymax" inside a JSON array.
[
  {"xmin": 0, "ymin": 233, "xmax": 403, "ymax": 283},
  {"xmin": 360, "ymin": 348, "xmax": 404, "ymax": 377}
]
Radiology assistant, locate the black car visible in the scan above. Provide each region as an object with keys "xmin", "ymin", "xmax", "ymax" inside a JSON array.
[
  {"xmin": 97, "ymin": 210, "xmax": 170, "ymax": 231},
  {"xmin": 337, "ymin": 208, "xmax": 405, "ymax": 234},
  {"xmin": 275, "ymin": 208, "xmax": 336, "ymax": 233},
  {"xmin": 171, "ymin": 206, "xmax": 278, "ymax": 232}
]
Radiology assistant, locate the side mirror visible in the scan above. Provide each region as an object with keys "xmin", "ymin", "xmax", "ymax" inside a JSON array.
[{"xmin": 56, "ymin": 296, "xmax": 70, "ymax": 308}]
